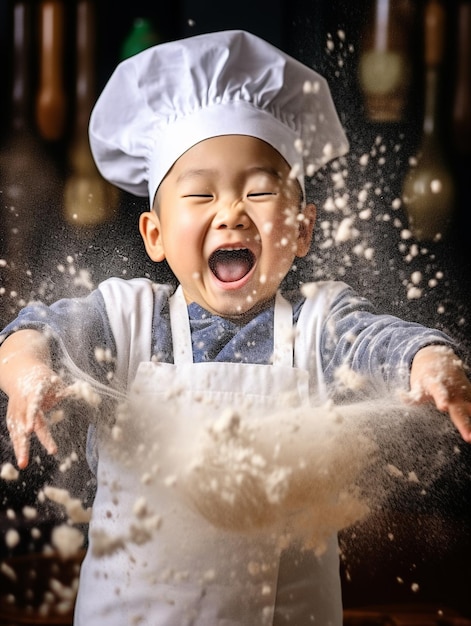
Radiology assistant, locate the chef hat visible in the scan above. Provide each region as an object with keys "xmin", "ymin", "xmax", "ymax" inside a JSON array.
[{"xmin": 89, "ymin": 29, "xmax": 349, "ymax": 206}]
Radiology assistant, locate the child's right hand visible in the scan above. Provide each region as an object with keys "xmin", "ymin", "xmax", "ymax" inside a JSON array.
[
  {"xmin": 5, "ymin": 362, "xmax": 67, "ymax": 469},
  {"xmin": 0, "ymin": 329, "xmax": 67, "ymax": 468}
]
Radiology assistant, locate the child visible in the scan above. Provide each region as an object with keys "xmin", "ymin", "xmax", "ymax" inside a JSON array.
[{"xmin": 1, "ymin": 30, "xmax": 470, "ymax": 626}]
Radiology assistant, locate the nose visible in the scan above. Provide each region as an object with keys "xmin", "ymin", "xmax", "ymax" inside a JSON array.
[{"xmin": 212, "ymin": 200, "xmax": 250, "ymax": 230}]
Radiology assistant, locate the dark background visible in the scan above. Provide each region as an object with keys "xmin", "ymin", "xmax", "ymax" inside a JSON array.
[{"xmin": 0, "ymin": 0, "xmax": 470, "ymax": 620}]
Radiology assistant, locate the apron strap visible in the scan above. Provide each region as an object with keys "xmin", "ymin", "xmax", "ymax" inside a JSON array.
[
  {"xmin": 273, "ymin": 291, "xmax": 294, "ymax": 368},
  {"xmin": 169, "ymin": 286, "xmax": 294, "ymax": 367},
  {"xmin": 169, "ymin": 286, "xmax": 193, "ymax": 365}
]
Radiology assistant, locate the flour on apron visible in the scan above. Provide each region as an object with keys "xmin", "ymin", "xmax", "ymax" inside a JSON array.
[{"xmin": 74, "ymin": 280, "xmax": 345, "ymax": 626}]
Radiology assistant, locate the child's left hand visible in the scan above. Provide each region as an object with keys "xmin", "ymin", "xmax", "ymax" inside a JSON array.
[{"xmin": 409, "ymin": 345, "xmax": 471, "ymax": 443}]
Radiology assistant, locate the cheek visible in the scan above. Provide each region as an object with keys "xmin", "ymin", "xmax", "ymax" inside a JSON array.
[
  {"xmin": 168, "ymin": 216, "xmax": 206, "ymax": 265},
  {"xmin": 282, "ymin": 205, "xmax": 300, "ymax": 230},
  {"xmin": 269, "ymin": 209, "xmax": 299, "ymax": 250},
  {"xmin": 168, "ymin": 210, "xmax": 199, "ymax": 241}
]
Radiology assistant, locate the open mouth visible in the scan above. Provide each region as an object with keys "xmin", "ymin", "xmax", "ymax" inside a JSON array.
[{"xmin": 208, "ymin": 248, "xmax": 256, "ymax": 283}]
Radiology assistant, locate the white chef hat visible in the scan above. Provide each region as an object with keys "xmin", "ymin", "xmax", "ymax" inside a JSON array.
[{"xmin": 89, "ymin": 29, "xmax": 349, "ymax": 207}]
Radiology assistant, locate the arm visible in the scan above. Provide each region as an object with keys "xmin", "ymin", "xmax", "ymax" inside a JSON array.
[
  {"xmin": 0, "ymin": 329, "xmax": 66, "ymax": 468},
  {"xmin": 0, "ymin": 287, "xmax": 118, "ymax": 468},
  {"xmin": 410, "ymin": 345, "xmax": 471, "ymax": 443},
  {"xmin": 319, "ymin": 285, "xmax": 455, "ymax": 394},
  {"xmin": 317, "ymin": 285, "xmax": 471, "ymax": 441}
]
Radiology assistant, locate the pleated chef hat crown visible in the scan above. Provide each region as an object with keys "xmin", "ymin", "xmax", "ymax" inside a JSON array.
[{"xmin": 89, "ymin": 29, "xmax": 349, "ymax": 206}]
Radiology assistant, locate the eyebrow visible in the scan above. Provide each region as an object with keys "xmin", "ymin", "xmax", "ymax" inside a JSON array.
[
  {"xmin": 175, "ymin": 166, "xmax": 283, "ymax": 184},
  {"xmin": 176, "ymin": 168, "xmax": 217, "ymax": 184},
  {"xmin": 248, "ymin": 166, "xmax": 283, "ymax": 181}
]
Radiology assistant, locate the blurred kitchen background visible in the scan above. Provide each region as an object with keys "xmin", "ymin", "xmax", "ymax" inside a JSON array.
[{"xmin": 0, "ymin": 0, "xmax": 470, "ymax": 623}]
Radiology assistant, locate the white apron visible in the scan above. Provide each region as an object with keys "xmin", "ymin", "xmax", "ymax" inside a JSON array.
[{"xmin": 74, "ymin": 279, "xmax": 344, "ymax": 626}]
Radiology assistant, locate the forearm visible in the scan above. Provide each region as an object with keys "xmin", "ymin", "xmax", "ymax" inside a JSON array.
[
  {"xmin": 320, "ymin": 288, "xmax": 456, "ymax": 395},
  {"xmin": 0, "ymin": 289, "xmax": 117, "ymax": 388}
]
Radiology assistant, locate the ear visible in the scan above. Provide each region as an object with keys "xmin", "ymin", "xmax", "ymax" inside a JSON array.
[
  {"xmin": 296, "ymin": 203, "xmax": 316, "ymax": 257},
  {"xmin": 139, "ymin": 211, "xmax": 166, "ymax": 262}
]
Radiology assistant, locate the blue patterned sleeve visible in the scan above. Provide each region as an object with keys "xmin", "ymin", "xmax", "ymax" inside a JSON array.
[
  {"xmin": 319, "ymin": 286, "xmax": 457, "ymax": 396},
  {"xmin": 0, "ymin": 290, "xmax": 116, "ymax": 385}
]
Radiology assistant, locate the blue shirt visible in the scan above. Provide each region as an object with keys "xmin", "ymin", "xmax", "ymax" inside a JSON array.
[{"xmin": 0, "ymin": 279, "xmax": 455, "ymax": 398}]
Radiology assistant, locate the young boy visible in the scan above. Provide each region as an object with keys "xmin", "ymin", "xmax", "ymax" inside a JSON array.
[{"xmin": 1, "ymin": 30, "xmax": 470, "ymax": 626}]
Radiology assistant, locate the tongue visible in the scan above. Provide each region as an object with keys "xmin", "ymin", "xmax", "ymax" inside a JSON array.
[{"xmin": 212, "ymin": 252, "xmax": 252, "ymax": 283}]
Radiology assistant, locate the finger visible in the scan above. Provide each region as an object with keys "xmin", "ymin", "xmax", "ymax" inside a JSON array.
[
  {"xmin": 432, "ymin": 391, "xmax": 450, "ymax": 413},
  {"xmin": 448, "ymin": 404, "xmax": 471, "ymax": 444},
  {"xmin": 430, "ymin": 379, "xmax": 471, "ymax": 413},
  {"xmin": 15, "ymin": 442, "xmax": 31, "ymax": 469},
  {"xmin": 9, "ymin": 422, "xmax": 31, "ymax": 469},
  {"xmin": 417, "ymin": 380, "xmax": 450, "ymax": 412},
  {"xmin": 34, "ymin": 410, "xmax": 58, "ymax": 456},
  {"xmin": 25, "ymin": 395, "xmax": 41, "ymax": 434},
  {"xmin": 24, "ymin": 381, "xmax": 61, "ymax": 432}
]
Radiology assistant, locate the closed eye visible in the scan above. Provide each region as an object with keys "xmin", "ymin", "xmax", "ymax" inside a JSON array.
[
  {"xmin": 247, "ymin": 192, "xmax": 278, "ymax": 197},
  {"xmin": 182, "ymin": 194, "xmax": 214, "ymax": 198}
]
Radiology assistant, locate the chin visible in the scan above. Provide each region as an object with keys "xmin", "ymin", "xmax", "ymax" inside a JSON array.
[{"xmin": 212, "ymin": 292, "xmax": 274, "ymax": 320}]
